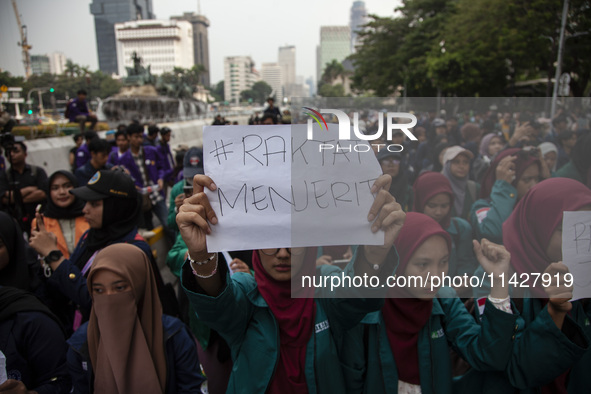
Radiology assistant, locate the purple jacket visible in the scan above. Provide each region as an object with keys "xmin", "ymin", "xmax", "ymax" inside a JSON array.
[
  {"xmin": 75, "ymin": 144, "xmax": 90, "ymax": 169},
  {"xmin": 117, "ymin": 146, "xmax": 165, "ymax": 190},
  {"xmin": 67, "ymin": 98, "xmax": 90, "ymax": 122},
  {"xmin": 158, "ymin": 142, "xmax": 175, "ymax": 183}
]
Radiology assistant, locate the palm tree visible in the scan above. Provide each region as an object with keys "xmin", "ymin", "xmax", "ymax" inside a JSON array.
[{"xmin": 64, "ymin": 59, "xmax": 80, "ymax": 78}]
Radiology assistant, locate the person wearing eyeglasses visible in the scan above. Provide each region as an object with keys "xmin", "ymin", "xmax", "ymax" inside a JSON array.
[{"xmin": 177, "ymin": 173, "xmax": 405, "ymax": 393}]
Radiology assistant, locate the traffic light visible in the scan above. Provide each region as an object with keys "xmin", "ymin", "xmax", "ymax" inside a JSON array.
[
  {"xmin": 49, "ymin": 87, "xmax": 54, "ymax": 93},
  {"xmin": 28, "ymin": 110, "xmax": 33, "ymax": 115}
]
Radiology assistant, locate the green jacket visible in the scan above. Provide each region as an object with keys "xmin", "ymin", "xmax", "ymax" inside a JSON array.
[
  {"xmin": 464, "ymin": 297, "xmax": 590, "ymax": 393},
  {"xmin": 360, "ymin": 288, "xmax": 518, "ymax": 394},
  {"xmin": 167, "ymin": 180, "xmax": 185, "ymax": 233},
  {"xmin": 182, "ymin": 248, "xmax": 398, "ymax": 393},
  {"xmin": 470, "ymin": 179, "xmax": 517, "ymax": 244},
  {"xmin": 553, "ymin": 161, "xmax": 584, "ymax": 183},
  {"xmin": 166, "ymin": 232, "xmax": 213, "ymax": 349},
  {"xmin": 446, "ymin": 217, "xmax": 478, "ymax": 278},
  {"xmin": 451, "ymin": 180, "xmax": 480, "ymax": 222}
]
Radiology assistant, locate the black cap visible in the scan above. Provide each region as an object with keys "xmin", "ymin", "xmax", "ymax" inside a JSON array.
[
  {"xmin": 183, "ymin": 147, "xmax": 204, "ymax": 179},
  {"xmin": 70, "ymin": 170, "xmax": 137, "ymax": 201},
  {"xmin": 376, "ymin": 149, "xmax": 403, "ymax": 162}
]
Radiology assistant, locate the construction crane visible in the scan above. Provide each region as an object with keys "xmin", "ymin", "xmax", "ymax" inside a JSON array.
[{"xmin": 12, "ymin": 0, "xmax": 32, "ymax": 79}]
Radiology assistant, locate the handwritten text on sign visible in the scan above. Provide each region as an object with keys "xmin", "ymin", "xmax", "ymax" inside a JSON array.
[
  {"xmin": 562, "ymin": 211, "xmax": 591, "ymax": 300},
  {"xmin": 203, "ymin": 124, "xmax": 383, "ymax": 252}
]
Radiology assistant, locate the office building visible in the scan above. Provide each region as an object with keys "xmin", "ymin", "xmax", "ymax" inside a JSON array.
[
  {"xmin": 224, "ymin": 56, "xmax": 259, "ymax": 104},
  {"xmin": 115, "ymin": 20, "xmax": 194, "ymax": 76},
  {"xmin": 350, "ymin": 1, "xmax": 369, "ymax": 52},
  {"xmin": 317, "ymin": 26, "xmax": 351, "ymax": 82},
  {"xmin": 171, "ymin": 12, "xmax": 211, "ymax": 87},
  {"xmin": 261, "ymin": 63, "xmax": 284, "ymax": 104},
  {"xmin": 31, "ymin": 55, "xmax": 50, "ymax": 75},
  {"xmin": 48, "ymin": 52, "xmax": 67, "ymax": 75},
  {"xmin": 90, "ymin": 0, "xmax": 154, "ymax": 75}
]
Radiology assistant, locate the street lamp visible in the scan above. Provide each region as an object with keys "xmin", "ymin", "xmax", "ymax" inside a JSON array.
[{"xmin": 26, "ymin": 87, "xmax": 50, "ymax": 117}]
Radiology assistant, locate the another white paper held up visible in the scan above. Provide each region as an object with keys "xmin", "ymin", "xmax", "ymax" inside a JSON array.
[
  {"xmin": 562, "ymin": 211, "xmax": 591, "ymax": 300},
  {"xmin": 203, "ymin": 124, "xmax": 384, "ymax": 252}
]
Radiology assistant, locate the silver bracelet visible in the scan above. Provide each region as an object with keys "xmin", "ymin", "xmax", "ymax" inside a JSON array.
[
  {"xmin": 190, "ymin": 255, "xmax": 218, "ymax": 279},
  {"xmin": 188, "ymin": 252, "xmax": 216, "ymax": 266}
]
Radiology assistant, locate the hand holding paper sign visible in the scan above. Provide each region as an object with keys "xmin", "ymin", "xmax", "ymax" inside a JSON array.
[
  {"xmin": 177, "ymin": 174, "xmax": 218, "ymax": 260},
  {"xmin": 363, "ymin": 174, "xmax": 406, "ymax": 268}
]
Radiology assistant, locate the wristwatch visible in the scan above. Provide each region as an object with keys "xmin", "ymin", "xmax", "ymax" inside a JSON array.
[{"xmin": 44, "ymin": 250, "xmax": 64, "ymax": 264}]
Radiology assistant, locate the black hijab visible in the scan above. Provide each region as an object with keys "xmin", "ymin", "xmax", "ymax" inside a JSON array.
[
  {"xmin": 0, "ymin": 212, "xmax": 34, "ymax": 291},
  {"xmin": 387, "ymin": 154, "xmax": 410, "ymax": 206},
  {"xmin": 0, "ymin": 286, "xmax": 55, "ymax": 323},
  {"xmin": 43, "ymin": 170, "xmax": 85, "ymax": 219},
  {"xmin": 76, "ymin": 195, "xmax": 142, "ymax": 269}
]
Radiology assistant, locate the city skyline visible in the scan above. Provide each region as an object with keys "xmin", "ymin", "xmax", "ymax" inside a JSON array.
[{"xmin": 0, "ymin": 0, "xmax": 400, "ymax": 88}]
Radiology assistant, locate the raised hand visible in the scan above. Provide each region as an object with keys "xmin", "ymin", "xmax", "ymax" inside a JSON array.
[{"xmin": 473, "ymin": 238, "xmax": 511, "ymax": 298}]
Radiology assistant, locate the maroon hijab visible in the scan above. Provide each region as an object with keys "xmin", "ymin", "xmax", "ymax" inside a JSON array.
[
  {"xmin": 252, "ymin": 248, "xmax": 317, "ymax": 394},
  {"xmin": 413, "ymin": 171, "xmax": 455, "ymax": 229},
  {"xmin": 503, "ymin": 178, "xmax": 591, "ymax": 297},
  {"xmin": 383, "ymin": 213, "xmax": 451, "ymax": 385},
  {"xmin": 504, "ymin": 178, "xmax": 591, "ymax": 393},
  {"xmin": 479, "ymin": 148, "xmax": 540, "ymax": 199}
]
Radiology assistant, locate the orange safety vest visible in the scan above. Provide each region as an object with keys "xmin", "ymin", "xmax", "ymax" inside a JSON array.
[{"xmin": 31, "ymin": 216, "xmax": 89, "ymax": 259}]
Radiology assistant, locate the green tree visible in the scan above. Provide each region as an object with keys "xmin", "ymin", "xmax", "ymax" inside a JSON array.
[
  {"xmin": 349, "ymin": 0, "xmax": 453, "ymax": 96},
  {"xmin": 318, "ymin": 83, "xmax": 345, "ymax": 97},
  {"xmin": 317, "ymin": 60, "xmax": 350, "ymax": 97},
  {"xmin": 240, "ymin": 81, "xmax": 272, "ymax": 104},
  {"xmin": 211, "ymin": 81, "xmax": 224, "ymax": 102}
]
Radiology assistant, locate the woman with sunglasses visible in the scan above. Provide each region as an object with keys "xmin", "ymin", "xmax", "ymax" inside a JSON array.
[{"xmin": 177, "ymin": 174, "xmax": 405, "ymax": 393}]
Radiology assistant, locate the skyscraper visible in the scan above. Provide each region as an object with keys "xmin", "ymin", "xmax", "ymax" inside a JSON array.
[
  {"xmin": 278, "ymin": 46, "xmax": 296, "ymax": 86},
  {"xmin": 90, "ymin": 0, "xmax": 154, "ymax": 75},
  {"xmin": 261, "ymin": 63, "xmax": 284, "ymax": 104},
  {"xmin": 171, "ymin": 12, "xmax": 211, "ymax": 87},
  {"xmin": 224, "ymin": 56, "xmax": 259, "ymax": 104},
  {"xmin": 48, "ymin": 52, "xmax": 67, "ymax": 75},
  {"xmin": 278, "ymin": 46, "xmax": 296, "ymax": 99},
  {"xmin": 350, "ymin": 1, "xmax": 369, "ymax": 52},
  {"xmin": 31, "ymin": 55, "xmax": 50, "ymax": 76},
  {"xmin": 317, "ymin": 26, "xmax": 351, "ymax": 82}
]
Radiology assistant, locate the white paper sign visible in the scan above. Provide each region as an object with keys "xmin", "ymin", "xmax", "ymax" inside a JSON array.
[
  {"xmin": 203, "ymin": 124, "xmax": 384, "ymax": 252},
  {"xmin": 0, "ymin": 350, "xmax": 6, "ymax": 385},
  {"xmin": 562, "ymin": 211, "xmax": 591, "ymax": 300}
]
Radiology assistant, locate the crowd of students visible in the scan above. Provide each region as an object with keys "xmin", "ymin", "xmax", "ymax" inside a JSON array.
[{"xmin": 0, "ymin": 106, "xmax": 590, "ymax": 393}]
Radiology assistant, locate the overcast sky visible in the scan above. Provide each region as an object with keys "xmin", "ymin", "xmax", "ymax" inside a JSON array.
[{"xmin": 0, "ymin": 0, "xmax": 401, "ymax": 85}]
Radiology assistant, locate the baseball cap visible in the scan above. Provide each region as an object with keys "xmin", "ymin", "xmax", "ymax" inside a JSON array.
[
  {"xmin": 376, "ymin": 150, "xmax": 403, "ymax": 162},
  {"xmin": 70, "ymin": 170, "xmax": 137, "ymax": 201},
  {"xmin": 432, "ymin": 118, "xmax": 446, "ymax": 128},
  {"xmin": 183, "ymin": 147, "xmax": 204, "ymax": 179},
  {"xmin": 442, "ymin": 145, "xmax": 474, "ymax": 164}
]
